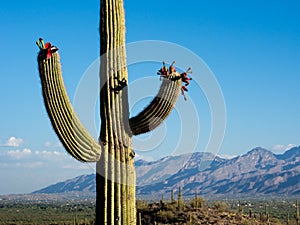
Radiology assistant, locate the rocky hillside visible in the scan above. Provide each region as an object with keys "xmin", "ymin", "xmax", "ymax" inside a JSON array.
[{"xmin": 33, "ymin": 146, "xmax": 300, "ymax": 198}]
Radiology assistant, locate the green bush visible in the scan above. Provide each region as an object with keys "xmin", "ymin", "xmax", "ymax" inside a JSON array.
[
  {"xmin": 156, "ymin": 210, "xmax": 175, "ymax": 223},
  {"xmin": 213, "ymin": 201, "xmax": 229, "ymax": 212}
]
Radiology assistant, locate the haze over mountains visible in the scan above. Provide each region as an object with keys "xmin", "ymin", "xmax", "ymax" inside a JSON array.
[{"xmin": 33, "ymin": 146, "xmax": 300, "ymax": 198}]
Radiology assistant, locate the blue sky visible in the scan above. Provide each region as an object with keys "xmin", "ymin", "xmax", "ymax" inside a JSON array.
[{"xmin": 1, "ymin": 0, "xmax": 300, "ymax": 194}]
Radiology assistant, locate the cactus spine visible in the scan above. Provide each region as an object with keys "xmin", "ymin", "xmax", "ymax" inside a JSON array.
[{"xmin": 37, "ymin": 0, "xmax": 182, "ymax": 224}]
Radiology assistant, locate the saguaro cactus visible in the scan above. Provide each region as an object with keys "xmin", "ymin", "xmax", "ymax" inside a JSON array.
[
  {"xmin": 295, "ymin": 200, "xmax": 300, "ymax": 225},
  {"xmin": 178, "ymin": 186, "xmax": 183, "ymax": 211},
  {"xmin": 170, "ymin": 189, "xmax": 175, "ymax": 203},
  {"xmin": 37, "ymin": 1, "xmax": 184, "ymax": 225}
]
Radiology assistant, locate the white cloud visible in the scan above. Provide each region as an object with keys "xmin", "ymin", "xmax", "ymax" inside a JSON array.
[
  {"xmin": 17, "ymin": 161, "xmax": 45, "ymax": 168},
  {"xmin": 34, "ymin": 150, "xmax": 65, "ymax": 159},
  {"xmin": 4, "ymin": 149, "xmax": 67, "ymax": 161},
  {"xmin": 1, "ymin": 147, "xmax": 94, "ymax": 172},
  {"xmin": 0, "ymin": 161, "xmax": 45, "ymax": 168},
  {"xmin": 23, "ymin": 148, "xmax": 31, "ymax": 154},
  {"xmin": 271, "ymin": 144, "xmax": 297, "ymax": 153},
  {"xmin": 62, "ymin": 162, "xmax": 95, "ymax": 170},
  {"xmin": 1, "ymin": 137, "xmax": 23, "ymax": 147},
  {"xmin": 53, "ymin": 151, "xmax": 61, "ymax": 156},
  {"xmin": 135, "ymin": 152, "xmax": 154, "ymax": 161},
  {"xmin": 44, "ymin": 141, "xmax": 62, "ymax": 148},
  {"xmin": 285, "ymin": 144, "xmax": 297, "ymax": 150},
  {"xmin": 7, "ymin": 148, "xmax": 32, "ymax": 159}
]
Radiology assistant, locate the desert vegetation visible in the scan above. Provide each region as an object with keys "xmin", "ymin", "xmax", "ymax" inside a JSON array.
[
  {"xmin": 136, "ymin": 193, "xmax": 299, "ymax": 225},
  {"xmin": 0, "ymin": 195, "xmax": 299, "ymax": 225}
]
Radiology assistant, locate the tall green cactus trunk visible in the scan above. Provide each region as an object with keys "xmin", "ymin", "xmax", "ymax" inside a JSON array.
[
  {"xmin": 37, "ymin": 0, "xmax": 183, "ymax": 224},
  {"xmin": 96, "ymin": 0, "xmax": 136, "ymax": 224}
]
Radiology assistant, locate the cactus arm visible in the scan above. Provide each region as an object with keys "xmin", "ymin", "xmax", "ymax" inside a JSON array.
[
  {"xmin": 38, "ymin": 51, "xmax": 102, "ymax": 162},
  {"xmin": 129, "ymin": 77, "xmax": 182, "ymax": 135}
]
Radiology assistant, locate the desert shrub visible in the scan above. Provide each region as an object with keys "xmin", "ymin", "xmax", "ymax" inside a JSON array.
[
  {"xmin": 213, "ymin": 201, "xmax": 229, "ymax": 212},
  {"xmin": 136, "ymin": 200, "xmax": 148, "ymax": 211},
  {"xmin": 165, "ymin": 201, "xmax": 177, "ymax": 211},
  {"xmin": 156, "ymin": 210, "xmax": 175, "ymax": 223}
]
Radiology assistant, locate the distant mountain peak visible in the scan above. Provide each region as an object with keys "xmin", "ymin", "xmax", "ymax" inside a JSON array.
[
  {"xmin": 33, "ymin": 147, "xmax": 300, "ymax": 197},
  {"xmin": 277, "ymin": 146, "xmax": 300, "ymax": 161},
  {"xmin": 247, "ymin": 147, "xmax": 272, "ymax": 154}
]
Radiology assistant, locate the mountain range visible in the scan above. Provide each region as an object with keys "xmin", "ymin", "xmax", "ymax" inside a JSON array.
[{"xmin": 33, "ymin": 146, "xmax": 300, "ymax": 198}]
